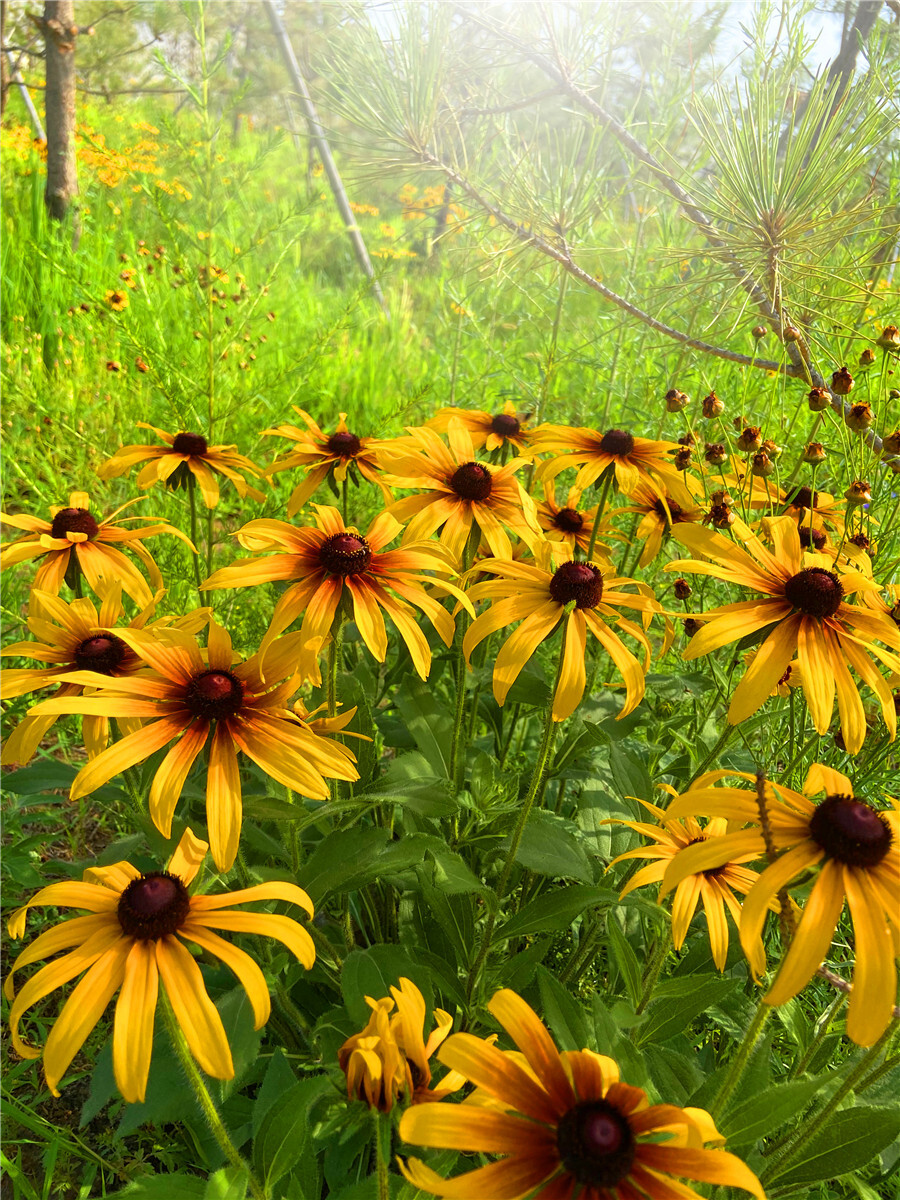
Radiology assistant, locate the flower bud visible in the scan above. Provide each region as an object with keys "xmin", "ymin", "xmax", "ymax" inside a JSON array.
[
  {"xmin": 882, "ymin": 430, "xmax": 900, "ymax": 456},
  {"xmin": 673, "ymin": 578, "xmax": 692, "ymax": 600},
  {"xmin": 706, "ymin": 502, "xmax": 735, "ymax": 529},
  {"xmin": 831, "ymin": 367, "xmax": 853, "ymax": 395},
  {"xmin": 783, "ymin": 326, "xmax": 801, "ymax": 342},
  {"xmin": 710, "ymin": 489, "xmax": 734, "ymax": 507},
  {"xmin": 704, "ymin": 442, "xmax": 728, "ymax": 466},
  {"xmin": 807, "ymin": 387, "xmax": 830, "ymax": 411},
  {"xmin": 702, "ymin": 391, "xmax": 725, "ymax": 418},
  {"xmin": 665, "ymin": 388, "xmax": 689, "ymax": 413},
  {"xmin": 876, "ymin": 325, "xmax": 900, "ymax": 350},
  {"xmin": 677, "ymin": 431, "xmax": 697, "ymax": 447},
  {"xmin": 858, "ymin": 347, "xmax": 876, "ymax": 367},
  {"xmin": 751, "ymin": 325, "xmax": 767, "ymax": 340},
  {"xmin": 803, "ymin": 442, "xmax": 826, "ymax": 465},
  {"xmin": 890, "ymin": 389, "xmax": 900, "ymax": 400},
  {"xmin": 761, "ymin": 438, "xmax": 782, "ymax": 460},
  {"xmin": 845, "ymin": 402, "xmax": 873, "ymax": 433},
  {"xmin": 673, "ymin": 447, "xmax": 693, "ymax": 471},
  {"xmin": 736, "ymin": 426, "xmax": 762, "ymax": 453},
  {"xmin": 751, "ymin": 451, "xmax": 775, "ymax": 477},
  {"xmin": 844, "ymin": 480, "xmax": 871, "ymax": 506},
  {"xmin": 848, "ymin": 532, "xmax": 873, "ymax": 555},
  {"xmin": 683, "ymin": 618, "xmax": 702, "ymax": 637}
]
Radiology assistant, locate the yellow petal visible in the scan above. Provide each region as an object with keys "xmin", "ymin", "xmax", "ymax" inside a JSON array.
[
  {"xmin": 188, "ymin": 911, "xmax": 315, "ymax": 971},
  {"xmin": 155, "ymin": 935, "xmax": 234, "ymax": 1080},
  {"xmin": 843, "ymin": 867, "xmax": 897, "ymax": 1046},
  {"xmin": 179, "ymin": 925, "xmax": 270, "ymax": 1029},
  {"xmin": 113, "ymin": 941, "xmax": 160, "ymax": 1103}
]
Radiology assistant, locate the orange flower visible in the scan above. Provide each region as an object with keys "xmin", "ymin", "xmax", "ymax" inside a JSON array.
[
  {"xmin": 531, "ymin": 424, "xmax": 689, "ymax": 504},
  {"xmin": 429, "ymin": 399, "xmax": 533, "ymax": 454}
]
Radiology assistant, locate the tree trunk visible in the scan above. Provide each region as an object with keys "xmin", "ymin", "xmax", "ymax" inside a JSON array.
[{"xmin": 43, "ymin": 0, "xmax": 79, "ymax": 223}]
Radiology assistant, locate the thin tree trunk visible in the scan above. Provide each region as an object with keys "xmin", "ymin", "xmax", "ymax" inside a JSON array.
[{"xmin": 42, "ymin": 0, "xmax": 79, "ymax": 224}]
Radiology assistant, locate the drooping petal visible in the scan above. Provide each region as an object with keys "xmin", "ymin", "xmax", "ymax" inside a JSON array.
[
  {"xmin": 436, "ymin": 1033, "xmax": 560, "ymax": 1124},
  {"xmin": 398, "ymin": 1153, "xmax": 552, "ymax": 1200},
  {"xmin": 186, "ymin": 911, "xmax": 315, "ymax": 971},
  {"xmin": 178, "ymin": 925, "xmax": 270, "ymax": 1028},
  {"xmin": 765, "ymin": 861, "xmax": 845, "ymax": 1007},
  {"xmin": 113, "ymin": 940, "xmax": 160, "ymax": 1103},
  {"xmin": 843, "ymin": 867, "xmax": 897, "ymax": 1046},
  {"xmin": 155, "ymin": 935, "xmax": 234, "ymax": 1080}
]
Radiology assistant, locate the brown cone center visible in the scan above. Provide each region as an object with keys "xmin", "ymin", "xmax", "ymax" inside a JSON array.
[
  {"xmin": 787, "ymin": 486, "xmax": 818, "ymax": 509},
  {"xmin": 556, "ymin": 1100, "xmax": 635, "ymax": 1188},
  {"xmin": 549, "ymin": 561, "xmax": 603, "ymax": 609},
  {"xmin": 450, "ymin": 461, "xmax": 493, "ymax": 502},
  {"xmin": 783, "ymin": 568, "xmax": 843, "ymax": 619},
  {"xmin": 798, "ymin": 526, "xmax": 826, "ymax": 550},
  {"xmin": 491, "ymin": 412, "xmax": 520, "ymax": 438},
  {"xmin": 73, "ymin": 632, "xmax": 127, "ymax": 674},
  {"xmin": 319, "ymin": 533, "xmax": 372, "ymax": 576},
  {"xmin": 553, "ymin": 507, "xmax": 585, "ymax": 534},
  {"xmin": 50, "ymin": 507, "xmax": 99, "ymax": 539},
  {"xmin": 327, "ymin": 430, "xmax": 362, "ymax": 457},
  {"xmin": 809, "ymin": 794, "xmax": 891, "ymax": 867},
  {"xmin": 653, "ymin": 498, "xmax": 683, "ymax": 524},
  {"xmin": 599, "ymin": 429, "xmax": 635, "ymax": 456},
  {"xmin": 117, "ymin": 872, "xmax": 191, "ymax": 940},
  {"xmin": 173, "ymin": 431, "xmax": 209, "ymax": 456},
  {"xmin": 184, "ymin": 669, "xmax": 245, "ymax": 719}
]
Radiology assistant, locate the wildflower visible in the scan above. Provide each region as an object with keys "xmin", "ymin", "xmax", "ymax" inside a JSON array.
[
  {"xmin": 429, "ymin": 399, "xmax": 533, "ymax": 454},
  {"xmin": 338, "ymin": 977, "xmax": 459, "ymax": 1111},
  {"xmin": 382, "ymin": 421, "xmax": 540, "ymax": 561},
  {"xmin": 0, "ymin": 586, "xmax": 207, "ymax": 765},
  {"xmin": 261, "ymin": 408, "xmax": 391, "ymax": 516},
  {"xmin": 667, "ymin": 517, "xmax": 900, "ymax": 753},
  {"xmin": 536, "ymin": 483, "xmax": 605, "ymax": 558},
  {"xmin": 463, "ymin": 543, "xmax": 656, "ymax": 722},
  {"xmin": 97, "ymin": 425, "xmax": 265, "ymax": 508},
  {"xmin": 202, "ymin": 506, "xmax": 470, "ymax": 682},
  {"xmin": 105, "ymin": 290, "xmax": 129, "ymax": 312},
  {"xmin": 661, "ymin": 765, "xmax": 900, "ymax": 1046},
  {"xmin": 610, "ymin": 480, "xmax": 704, "ymax": 568},
  {"xmin": 0, "ymin": 490, "xmax": 191, "ymax": 606},
  {"xmin": 531, "ymin": 424, "xmax": 689, "ymax": 505},
  {"xmin": 608, "ymin": 792, "xmax": 769, "ymax": 969},
  {"xmin": 399, "ymin": 989, "xmax": 764, "ymax": 1200},
  {"xmin": 6, "ymin": 828, "xmax": 316, "ymax": 1102},
  {"xmin": 28, "ymin": 620, "xmax": 358, "ymax": 870}
]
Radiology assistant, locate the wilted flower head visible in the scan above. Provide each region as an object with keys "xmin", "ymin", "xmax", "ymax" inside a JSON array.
[{"xmin": 831, "ymin": 366, "xmax": 854, "ymax": 395}]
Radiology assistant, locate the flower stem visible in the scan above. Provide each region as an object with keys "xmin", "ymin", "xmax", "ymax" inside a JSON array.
[
  {"xmin": 635, "ymin": 932, "xmax": 670, "ymax": 1015},
  {"xmin": 373, "ymin": 1109, "xmax": 390, "ymax": 1200},
  {"xmin": 710, "ymin": 999, "xmax": 772, "ymax": 1121},
  {"xmin": 160, "ymin": 994, "xmax": 266, "ymax": 1200},
  {"xmin": 448, "ymin": 523, "xmax": 480, "ymax": 790},
  {"xmin": 585, "ymin": 468, "xmax": 614, "ymax": 561},
  {"xmin": 187, "ymin": 474, "xmax": 206, "ymax": 600},
  {"xmin": 465, "ymin": 624, "xmax": 566, "ymax": 1003},
  {"xmin": 686, "ymin": 722, "xmax": 738, "ymax": 789}
]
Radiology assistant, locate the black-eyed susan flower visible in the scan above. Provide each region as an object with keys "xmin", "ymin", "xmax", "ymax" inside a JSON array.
[
  {"xmin": 261, "ymin": 408, "xmax": 392, "ymax": 516},
  {"xmin": 399, "ymin": 988, "xmax": 765, "ymax": 1199},
  {"xmin": 463, "ymin": 544, "xmax": 657, "ymax": 722},
  {"xmin": 381, "ymin": 420, "xmax": 540, "ymax": 562},
  {"xmin": 104, "ymin": 289, "xmax": 129, "ymax": 312},
  {"xmin": 668, "ymin": 516, "xmax": 900, "ymax": 754},
  {"xmin": 1, "ymin": 490, "xmax": 192, "ymax": 605},
  {"xmin": 202, "ymin": 505, "xmax": 471, "ymax": 682},
  {"xmin": 610, "ymin": 479, "xmax": 705, "ymax": 568},
  {"xmin": 429, "ymin": 400, "xmax": 533, "ymax": 455},
  {"xmin": 6, "ymin": 828, "xmax": 316, "ymax": 1103},
  {"xmin": 607, "ymin": 790, "xmax": 767, "ymax": 970},
  {"xmin": 0, "ymin": 585, "xmax": 208, "ymax": 765},
  {"xmin": 28, "ymin": 620, "xmax": 358, "ymax": 870},
  {"xmin": 339, "ymin": 977, "xmax": 460, "ymax": 1111},
  {"xmin": 97, "ymin": 425, "xmax": 265, "ymax": 508},
  {"xmin": 536, "ymin": 483, "xmax": 606, "ymax": 558},
  {"xmin": 531, "ymin": 423, "xmax": 690, "ymax": 505},
  {"xmin": 661, "ymin": 765, "xmax": 900, "ymax": 1046}
]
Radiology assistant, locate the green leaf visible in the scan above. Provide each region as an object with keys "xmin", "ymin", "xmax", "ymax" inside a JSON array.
[
  {"xmin": 607, "ymin": 743, "xmax": 654, "ymax": 803},
  {"xmin": 497, "ymin": 885, "xmax": 616, "ymax": 941},
  {"xmin": 367, "ymin": 752, "xmax": 457, "ymax": 818},
  {"xmin": 606, "ymin": 919, "xmax": 643, "ymax": 1009},
  {"xmin": 106, "ymin": 1175, "xmax": 207, "ymax": 1199},
  {"xmin": 341, "ymin": 945, "xmax": 432, "ymax": 1026},
  {"xmin": 636, "ymin": 976, "xmax": 740, "ymax": 1046},
  {"xmin": 769, "ymin": 1106, "xmax": 900, "ymax": 1187},
  {"xmin": 427, "ymin": 847, "xmax": 487, "ymax": 894},
  {"xmin": 391, "ymin": 676, "xmax": 452, "ymax": 778},
  {"xmin": 299, "ymin": 827, "xmax": 389, "ymax": 903},
  {"xmin": 203, "ymin": 1167, "xmax": 249, "ymax": 1200},
  {"xmin": 537, "ymin": 965, "xmax": 592, "ymax": 1052},
  {"xmin": 252, "ymin": 1049, "xmax": 297, "ymax": 1139},
  {"xmin": 414, "ymin": 879, "xmax": 474, "ymax": 971},
  {"xmin": 512, "ymin": 811, "xmax": 594, "ymax": 883},
  {"xmin": 721, "ymin": 1074, "xmax": 831, "ymax": 1148},
  {"xmin": 252, "ymin": 1077, "xmax": 330, "ymax": 1190},
  {"xmin": 217, "ymin": 989, "xmax": 262, "ymax": 1099}
]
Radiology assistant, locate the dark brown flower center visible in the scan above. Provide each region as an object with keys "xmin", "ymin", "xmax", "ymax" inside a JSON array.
[
  {"xmin": 798, "ymin": 526, "xmax": 826, "ymax": 551},
  {"xmin": 73, "ymin": 632, "xmax": 127, "ymax": 674},
  {"xmin": 552, "ymin": 507, "xmax": 585, "ymax": 534},
  {"xmin": 787, "ymin": 487, "xmax": 818, "ymax": 509},
  {"xmin": 172, "ymin": 431, "xmax": 208, "ymax": 456},
  {"xmin": 809, "ymin": 794, "xmax": 891, "ymax": 868},
  {"xmin": 783, "ymin": 568, "xmax": 843, "ymax": 619},
  {"xmin": 777, "ymin": 665, "xmax": 793, "ymax": 686},
  {"xmin": 184, "ymin": 669, "xmax": 245, "ymax": 720},
  {"xmin": 319, "ymin": 532, "xmax": 372, "ymax": 576},
  {"xmin": 50, "ymin": 507, "xmax": 99, "ymax": 539},
  {"xmin": 491, "ymin": 412, "xmax": 521, "ymax": 438},
  {"xmin": 117, "ymin": 871, "xmax": 191, "ymax": 940},
  {"xmin": 327, "ymin": 430, "xmax": 362, "ymax": 457},
  {"xmin": 652, "ymin": 498, "xmax": 683, "ymax": 524},
  {"xmin": 556, "ymin": 1100, "xmax": 635, "ymax": 1189},
  {"xmin": 549, "ymin": 561, "xmax": 603, "ymax": 609},
  {"xmin": 686, "ymin": 835, "xmax": 726, "ymax": 878},
  {"xmin": 599, "ymin": 429, "xmax": 634, "ymax": 457},
  {"xmin": 450, "ymin": 461, "xmax": 493, "ymax": 502}
]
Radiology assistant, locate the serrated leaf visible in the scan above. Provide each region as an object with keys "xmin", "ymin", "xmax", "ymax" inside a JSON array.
[
  {"xmin": 497, "ymin": 885, "xmax": 616, "ymax": 941},
  {"xmin": 720, "ymin": 1073, "xmax": 831, "ymax": 1148},
  {"xmin": 512, "ymin": 810, "xmax": 594, "ymax": 883},
  {"xmin": 769, "ymin": 1106, "xmax": 900, "ymax": 1187},
  {"xmin": 636, "ymin": 976, "xmax": 740, "ymax": 1046},
  {"xmin": 252, "ymin": 1077, "xmax": 330, "ymax": 1189}
]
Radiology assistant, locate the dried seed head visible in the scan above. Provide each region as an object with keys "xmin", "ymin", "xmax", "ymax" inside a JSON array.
[
  {"xmin": 736, "ymin": 426, "xmax": 762, "ymax": 453},
  {"xmin": 751, "ymin": 452, "xmax": 775, "ymax": 478},
  {"xmin": 807, "ymin": 387, "xmax": 831, "ymax": 412},
  {"xmin": 882, "ymin": 430, "xmax": 900, "ymax": 456},
  {"xmin": 751, "ymin": 325, "xmax": 767, "ymax": 340},
  {"xmin": 702, "ymin": 392, "xmax": 724, "ymax": 418},
  {"xmin": 673, "ymin": 447, "xmax": 693, "ymax": 471},
  {"xmin": 831, "ymin": 367, "xmax": 854, "ymax": 395},
  {"xmin": 761, "ymin": 438, "xmax": 782, "ymax": 460},
  {"xmin": 858, "ymin": 348, "xmax": 876, "ymax": 367},
  {"xmin": 876, "ymin": 325, "xmax": 900, "ymax": 350},
  {"xmin": 802, "ymin": 442, "xmax": 826, "ymax": 465},
  {"xmin": 845, "ymin": 403, "xmax": 873, "ymax": 433},
  {"xmin": 704, "ymin": 442, "xmax": 728, "ymax": 466},
  {"xmin": 844, "ymin": 480, "xmax": 871, "ymax": 506},
  {"xmin": 673, "ymin": 578, "xmax": 692, "ymax": 600},
  {"xmin": 665, "ymin": 388, "xmax": 689, "ymax": 413},
  {"xmin": 683, "ymin": 617, "xmax": 702, "ymax": 636},
  {"xmin": 783, "ymin": 326, "xmax": 801, "ymax": 342}
]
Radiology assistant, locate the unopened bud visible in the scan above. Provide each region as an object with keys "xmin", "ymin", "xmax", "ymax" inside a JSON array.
[
  {"xmin": 704, "ymin": 442, "xmax": 728, "ymax": 466},
  {"xmin": 831, "ymin": 367, "xmax": 854, "ymax": 395},
  {"xmin": 702, "ymin": 391, "xmax": 725, "ymax": 418},
  {"xmin": 882, "ymin": 430, "xmax": 900, "ymax": 456},
  {"xmin": 678, "ymin": 432, "xmax": 698, "ymax": 447},
  {"xmin": 845, "ymin": 402, "xmax": 873, "ymax": 433},
  {"xmin": 761, "ymin": 438, "xmax": 782, "ymax": 460},
  {"xmin": 736, "ymin": 426, "xmax": 762, "ymax": 453},
  {"xmin": 845, "ymin": 479, "xmax": 871, "ymax": 506},
  {"xmin": 673, "ymin": 447, "xmax": 693, "ymax": 471},
  {"xmin": 858, "ymin": 347, "xmax": 876, "ymax": 367},
  {"xmin": 710, "ymin": 489, "xmax": 734, "ymax": 507},
  {"xmin": 751, "ymin": 325, "xmax": 767, "ymax": 340},
  {"xmin": 674, "ymin": 578, "xmax": 692, "ymax": 600},
  {"xmin": 890, "ymin": 389, "xmax": 900, "ymax": 400},
  {"xmin": 665, "ymin": 388, "xmax": 689, "ymax": 413},
  {"xmin": 783, "ymin": 326, "xmax": 801, "ymax": 342},
  {"xmin": 876, "ymin": 325, "xmax": 900, "ymax": 350},
  {"xmin": 751, "ymin": 451, "xmax": 775, "ymax": 477},
  {"xmin": 807, "ymin": 387, "xmax": 830, "ymax": 412},
  {"xmin": 803, "ymin": 442, "xmax": 826, "ymax": 465}
]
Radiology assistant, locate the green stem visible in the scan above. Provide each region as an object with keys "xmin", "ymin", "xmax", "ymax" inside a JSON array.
[
  {"xmin": 466, "ymin": 624, "xmax": 566, "ymax": 1002},
  {"xmin": 187, "ymin": 475, "xmax": 205, "ymax": 600},
  {"xmin": 789, "ymin": 992, "xmax": 845, "ymax": 1080},
  {"xmin": 686, "ymin": 723, "xmax": 738, "ymax": 789},
  {"xmin": 635, "ymin": 933, "xmax": 670, "ymax": 1015},
  {"xmin": 497, "ymin": 703, "xmax": 520, "ymax": 766},
  {"xmin": 710, "ymin": 1000, "xmax": 772, "ymax": 1121},
  {"xmin": 160, "ymin": 994, "xmax": 266, "ymax": 1200},
  {"xmin": 585, "ymin": 468, "xmax": 614, "ymax": 562},
  {"xmin": 205, "ymin": 506, "xmax": 215, "ymax": 585},
  {"xmin": 373, "ymin": 1109, "xmax": 390, "ymax": 1200},
  {"xmin": 341, "ymin": 474, "xmax": 349, "ymax": 525},
  {"xmin": 449, "ymin": 524, "xmax": 480, "ymax": 789},
  {"xmin": 762, "ymin": 1025, "xmax": 894, "ymax": 1185}
]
